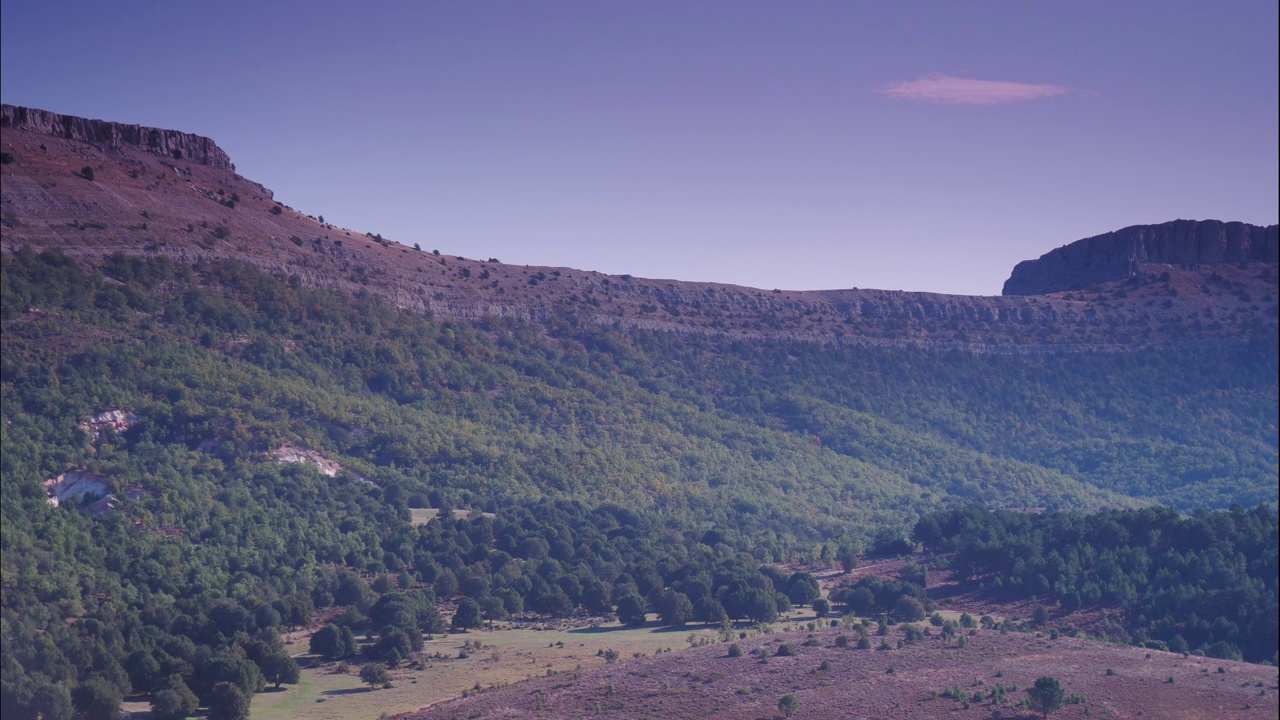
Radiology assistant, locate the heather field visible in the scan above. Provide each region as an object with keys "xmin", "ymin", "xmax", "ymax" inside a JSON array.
[{"xmin": 401, "ymin": 626, "xmax": 1279, "ymax": 720}]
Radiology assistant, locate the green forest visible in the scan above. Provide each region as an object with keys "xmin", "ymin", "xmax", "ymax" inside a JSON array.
[{"xmin": 1, "ymin": 248, "xmax": 1276, "ymax": 718}]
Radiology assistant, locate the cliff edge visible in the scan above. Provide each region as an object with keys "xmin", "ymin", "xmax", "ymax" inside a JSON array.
[
  {"xmin": 1003, "ymin": 220, "xmax": 1279, "ymax": 295},
  {"xmin": 1, "ymin": 104, "xmax": 233, "ymax": 170}
]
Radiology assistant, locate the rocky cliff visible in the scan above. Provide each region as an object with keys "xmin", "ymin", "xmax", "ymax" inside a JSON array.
[
  {"xmin": 1, "ymin": 104, "xmax": 233, "ymax": 170},
  {"xmin": 1003, "ymin": 220, "xmax": 1279, "ymax": 295}
]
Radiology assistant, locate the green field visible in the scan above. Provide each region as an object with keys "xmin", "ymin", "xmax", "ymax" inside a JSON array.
[{"xmin": 252, "ymin": 616, "xmax": 733, "ymax": 720}]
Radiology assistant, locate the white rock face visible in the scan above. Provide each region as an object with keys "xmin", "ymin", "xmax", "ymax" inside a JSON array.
[
  {"xmin": 271, "ymin": 446, "xmax": 342, "ymax": 477},
  {"xmin": 44, "ymin": 471, "xmax": 109, "ymax": 507},
  {"xmin": 78, "ymin": 409, "xmax": 139, "ymax": 444}
]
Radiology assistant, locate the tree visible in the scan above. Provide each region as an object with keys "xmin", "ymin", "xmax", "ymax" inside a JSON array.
[
  {"xmin": 310, "ymin": 623, "xmax": 351, "ymax": 659},
  {"xmin": 695, "ymin": 596, "xmax": 728, "ymax": 625},
  {"xmin": 261, "ymin": 652, "xmax": 301, "ymax": 688},
  {"xmin": 151, "ymin": 675, "xmax": 199, "ymax": 720},
  {"xmin": 778, "ymin": 693, "xmax": 800, "ymax": 717},
  {"xmin": 1026, "ymin": 676, "xmax": 1064, "ymax": 719},
  {"xmin": 30, "ymin": 682, "xmax": 73, "ymax": 720},
  {"xmin": 616, "ymin": 593, "xmax": 647, "ymax": 626},
  {"xmin": 198, "ymin": 657, "xmax": 263, "ymax": 700},
  {"xmin": 812, "ymin": 598, "xmax": 831, "ymax": 618},
  {"xmin": 72, "ymin": 677, "xmax": 121, "ymax": 720},
  {"xmin": 892, "ymin": 595, "xmax": 926, "ymax": 622},
  {"xmin": 126, "ymin": 650, "xmax": 163, "ymax": 694},
  {"xmin": 657, "ymin": 590, "xmax": 694, "ymax": 627},
  {"xmin": 837, "ymin": 545, "xmax": 860, "ymax": 573},
  {"xmin": 453, "ymin": 598, "xmax": 483, "ymax": 630},
  {"xmin": 360, "ymin": 663, "xmax": 392, "ymax": 689},
  {"xmin": 207, "ymin": 681, "xmax": 250, "ymax": 720},
  {"xmin": 787, "ymin": 572, "xmax": 821, "ymax": 606}
]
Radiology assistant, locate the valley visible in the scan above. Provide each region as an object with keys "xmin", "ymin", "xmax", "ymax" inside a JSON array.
[{"xmin": 1, "ymin": 107, "xmax": 1276, "ymax": 720}]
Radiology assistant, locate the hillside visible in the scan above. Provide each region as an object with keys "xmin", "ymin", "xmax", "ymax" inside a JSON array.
[
  {"xmin": 4, "ymin": 104, "xmax": 1277, "ymax": 352},
  {"xmin": 403, "ymin": 625, "xmax": 1279, "ymax": 720},
  {"xmin": 1, "ymin": 106, "xmax": 1277, "ymax": 720}
]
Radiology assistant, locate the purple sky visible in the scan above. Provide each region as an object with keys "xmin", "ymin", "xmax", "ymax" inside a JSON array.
[{"xmin": 3, "ymin": 1, "xmax": 1276, "ymax": 295}]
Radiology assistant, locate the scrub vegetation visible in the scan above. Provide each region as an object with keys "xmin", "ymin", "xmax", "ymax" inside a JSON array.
[{"xmin": 1, "ymin": 248, "xmax": 1276, "ymax": 719}]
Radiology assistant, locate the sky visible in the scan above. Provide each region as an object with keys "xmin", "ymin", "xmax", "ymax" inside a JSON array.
[{"xmin": 2, "ymin": 1, "xmax": 1277, "ymax": 295}]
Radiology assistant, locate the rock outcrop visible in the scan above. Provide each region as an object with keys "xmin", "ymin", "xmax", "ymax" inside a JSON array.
[
  {"xmin": 1003, "ymin": 220, "xmax": 1279, "ymax": 295},
  {"xmin": 1, "ymin": 104, "xmax": 233, "ymax": 170}
]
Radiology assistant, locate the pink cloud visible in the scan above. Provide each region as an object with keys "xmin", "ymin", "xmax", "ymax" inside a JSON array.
[{"xmin": 877, "ymin": 74, "xmax": 1072, "ymax": 105}]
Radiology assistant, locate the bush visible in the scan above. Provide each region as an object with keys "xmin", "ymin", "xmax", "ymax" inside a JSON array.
[
  {"xmin": 727, "ymin": 643, "xmax": 744, "ymax": 657},
  {"xmin": 81, "ymin": 166, "xmax": 95, "ymax": 180},
  {"xmin": 812, "ymin": 598, "xmax": 831, "ymax": 617},
  {"xmin": 360, "ymin": 663, "xmax": 392, "ymax": 689}
]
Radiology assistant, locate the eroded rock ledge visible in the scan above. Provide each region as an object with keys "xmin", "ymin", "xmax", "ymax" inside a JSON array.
[
  {"xmin": 1004, "ymin": 220, "xmax": 1278, "ymax": 295},
  {"xmin": 1, "ymin": 104, "xmax": 233, "ymax": 170}
]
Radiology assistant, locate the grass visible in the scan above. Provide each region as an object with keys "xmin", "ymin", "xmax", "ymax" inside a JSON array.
[
  {"xmin": 252, "ymin": 615, "xmax": 723, "ymax": 720},
  {"xmin": 408, "ymin": 508, "xmax": 493, "ymax": 527}
]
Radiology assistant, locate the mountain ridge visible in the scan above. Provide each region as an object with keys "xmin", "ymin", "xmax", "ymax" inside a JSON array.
[{"xmin": 2, "ymin": 104, "xmax": 1277, "ymax": 352}]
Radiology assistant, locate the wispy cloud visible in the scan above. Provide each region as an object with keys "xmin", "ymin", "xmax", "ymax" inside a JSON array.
[{"xmin": 877, "ymin": 74, "xmax": 1073, "ymax": 105}]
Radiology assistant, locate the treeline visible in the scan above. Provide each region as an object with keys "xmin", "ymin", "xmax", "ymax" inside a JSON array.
[{"xmin": 914, "ymin": 505, "xmax": 1279, "ymax": 663}]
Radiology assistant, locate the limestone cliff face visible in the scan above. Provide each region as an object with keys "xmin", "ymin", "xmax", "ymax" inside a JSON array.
[
  {"xmin": 1, "ymin": 104, "xmax": 233, "ymax": 170},
  {"xmin": 1003, "ymin": 220, "xmax": 1279, "ymax": 295}
]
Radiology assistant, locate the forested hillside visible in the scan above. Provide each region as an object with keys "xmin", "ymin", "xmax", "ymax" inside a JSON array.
[{"xmin": 1, "ymin": 246, "xmax": 1277, "ymax": 717}]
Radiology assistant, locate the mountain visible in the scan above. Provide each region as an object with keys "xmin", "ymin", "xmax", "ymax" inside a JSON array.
[
  {"xmin": 3, "ymin": 102, "xmax": 1278, "ymax": 514},
  {"xmin": 4, "ymin": 104, "xmax": 1276, "ymax": 352},
  {"xmin": 1, "ymin": 106, "xmax": 1277, "ymax": 719}
]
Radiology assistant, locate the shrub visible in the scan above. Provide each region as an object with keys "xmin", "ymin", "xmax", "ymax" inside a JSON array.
[
  {"xmin": 778, "ymin": 693, "xmax": 800, "ymax": 717},
  {"xmin": 360, "ymin": 663, "xmax": 392, "ymax": 689},
  {"xmin": 727, "ymin": 643, "xmax": 743, "ymax": 658},
  {"xmin": 81, "ymin": 166, "xmax": 95, "ymax": 180}
]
